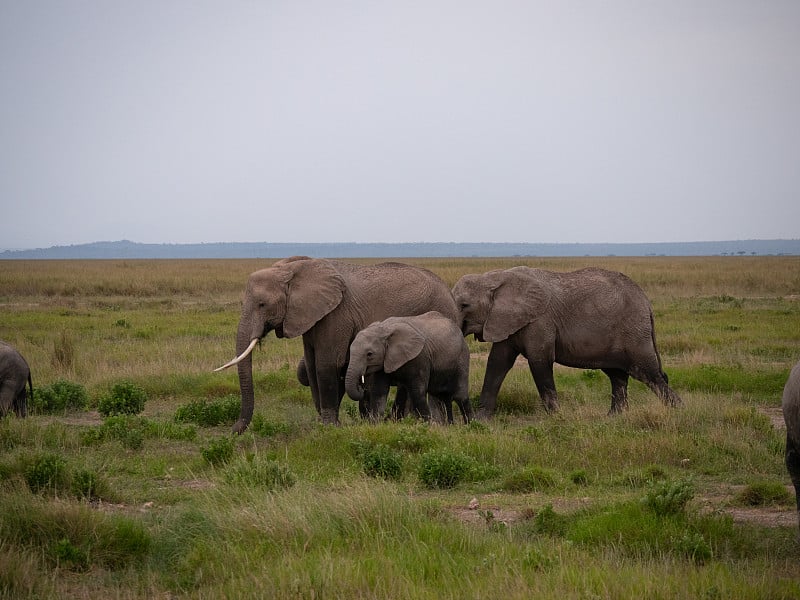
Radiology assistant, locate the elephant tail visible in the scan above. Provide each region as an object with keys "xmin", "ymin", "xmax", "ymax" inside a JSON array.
[
  {"xmin": 28, "ymin": 371, "xmax": 33, "ymax": 402},
  {"xmin": 649, "ymin": 307, "xmax": 667, "ymax": 379}
]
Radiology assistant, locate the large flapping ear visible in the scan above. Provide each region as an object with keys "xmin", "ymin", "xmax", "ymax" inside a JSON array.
[
  {"xmin": 282, "ymin": 258, "xmax": 345, "ymax": 338},
  {"xmin": 483, "ymin": 268, "xmax": 551, "ymax": 342},
  {"xmin": 384, "ymin": 321, "xmax": 426, "ymax": 373}
]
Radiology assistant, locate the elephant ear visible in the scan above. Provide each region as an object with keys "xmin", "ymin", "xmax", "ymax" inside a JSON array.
[
  {"xmin": 483, "ymin": 268, "xmax": 550, "ymax": 342},
  {"xmin": 384, "ymin": 322, "xmax": 426, "ymax": 373},
  {"xmin": 282, "ymin": 258, "xmax": 346, "ymax": 338}
]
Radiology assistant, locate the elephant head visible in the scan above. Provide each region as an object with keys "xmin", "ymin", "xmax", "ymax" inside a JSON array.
[
  {"xmin": 216, "ymin": 257, "xmax": 346, "ymax": 433},
  {"xmin": 452, "ymin": 268, "xmax": 549, "ymax": 343},
  {"xmin": 344, "ymin": 320, "xmax": 425, "ymax": 402}
]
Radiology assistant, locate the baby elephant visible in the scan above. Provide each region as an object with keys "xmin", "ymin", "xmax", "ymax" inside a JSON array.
[
  {"xmin": 782, "ymin": 360, "xmax": 800, "ymax": 535},
  {"xmin": 345, "ymin": 311, "xmax": 472, "ymax": 424},
  {"xmin": 0, "ymin": 341, "xmax": 32, "ymax": 418}
]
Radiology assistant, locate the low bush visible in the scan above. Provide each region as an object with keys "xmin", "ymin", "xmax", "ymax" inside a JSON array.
[
  {"xmin": 501, "ymin": 466, "xmax": 557, "ymax": 492},
  {"xmin": 360, "ymin": 444, "xmax": 403, "ymax": 480},
  {"xmin": 201, "ymin": 436, "xmax": 235, "ymax": 466},
  {"xmin": 641, "ymin": 479, "xmax": 694, "ymax": 516},
  {"xmin": 97, "ymin": 381, "xmax": 147, "ymax": 416},
  {"xmin": 250, "ymin": 414, "xmax": 293, "ymax": 437},
  {"xmin": 31, "ymin": 380, "xmax": 88, "ymax": 414},
  {"xmin": 24, "ymin": 453, "xmax": 67, "ymax": 494},
  {"xmin": 735, "ymin": 481, "xmax": 793, "ymax": 506},
  {"xmin": 174, "ymin": 396, "xmax": 239, "ymax": 427},
  {"xmin": 418, "ymin": 449, "xmax": 473, "ymax": 489}
]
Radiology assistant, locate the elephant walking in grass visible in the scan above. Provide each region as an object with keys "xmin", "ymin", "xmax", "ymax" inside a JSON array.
[
  {"xmin": 216, "ymin": 257, "xmax": 458, "ymax": 432},
  {"xmin": 452, "ymin": 266, "xmax": 681, "ymax": 418},
  {"xmin": 345, "ymin": 311, "xmax": 472, "ymax": 424},
  {"xmin": 0, "ymin": 341, "xmax": 31, "ymax": 418},
  {"xmin": 782, "ymin": 360, "xmax": 800, "ymax": 534}
]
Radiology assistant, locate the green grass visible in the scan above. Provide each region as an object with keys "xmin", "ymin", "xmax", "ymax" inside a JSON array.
[{"xmin": 0, "ymin": 257, "xmax": 799, "ymax": 598}]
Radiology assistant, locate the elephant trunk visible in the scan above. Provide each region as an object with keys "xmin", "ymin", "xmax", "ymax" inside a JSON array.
[
  {"xmin": 345, "ymin": 359, "xmax": 367, "ymax": 402},
  {"xmin": 233, "ymin": 323, "xmax": 256, "ymax": 434}
]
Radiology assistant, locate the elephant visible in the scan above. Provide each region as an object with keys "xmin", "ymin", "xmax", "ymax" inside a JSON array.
[
  {"xmin": 0, "ymin": 341, "xmax": 31, "ymax": 418},
  {"xmin": 345, "ymin": 311, "xmax": 472, "ymax": 424},
  {"xmin": 782, "ymin": 360, "xmax": 800, "ymax": 535},
  {"xmin": 451, "ymin": 266, "xmax": 681, "ymax": 418},
  {"xmin": 295, "ymin": 355, "xmax": 403, "ymax": 421},
  {"xmin": 216, "ymin": 256, "xmax": 458, "ymax": 432}
]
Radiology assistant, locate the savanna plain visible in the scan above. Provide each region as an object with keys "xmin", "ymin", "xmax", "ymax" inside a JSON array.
[{"xmin": 1, "ymin": 256, "xmax": 799, "ymax": 599}]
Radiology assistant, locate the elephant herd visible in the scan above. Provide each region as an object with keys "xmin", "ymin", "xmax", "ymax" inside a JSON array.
[
  {"xmin": 3, "ymin": 256, "xmax": 800, "ymax": 532},
  {"xmin": 215, "ymin": 256, "xmax": 683, "ymax": 430}
]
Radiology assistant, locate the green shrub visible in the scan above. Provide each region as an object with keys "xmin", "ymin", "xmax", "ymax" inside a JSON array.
[
  {"xmin": 360, "ymin": 444, "xmax": 403, "ymax": 480},
  {"xmin": 250, "ymin": 413, "xmax": 293, "ymax": 437},
  {"xmin": 418, "ymin": 449, "xmax": 473, "ymax": 489},
  {"xmin": 642, "ymin": 479, "xmax": 694, "ymax": 516},
  {"xmin": 674, "ymin": 531, "xmax": 713, "ymax": 564},
  {"xmin": 98, "ymin": 381, "xmax": 147, "ymax": 416},
  {"xmin": 224, "ymin": 454, "xmax": 296, "ymax": 489},
  {"xmin": 735, "ymin": 481, "xmax": 792, "ymax": 506},
  {"xmin": 531, "ymin": 504, "xmax": 570, "ymax": 537},
  {"xmin": 174, "ymin": 396, "xmax": 239, "ymax": 427},
  {"xmin": 201, "ymin": 436, "xmax": 235, "ymax": 466},
  {"xmin": 24, "ymin": 453, "xmax": 67, "ymax": 494},
  {"xmin": 501, "ymin": 466, "xmax": 557, "ymax": 492},
  {"xmin": 70, "ymin": 468, "xmax": 105, "ymax": 500},
  {"xmin": 52, "ymin": 537, "xmax": 89, "ymax": 571},
  {"xmin": 31, "ymin": 380, "xmax": 88, "ymax": 414}
]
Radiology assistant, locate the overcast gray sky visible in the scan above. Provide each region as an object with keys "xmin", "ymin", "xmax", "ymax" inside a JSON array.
[{"xmin": 1, "ymin": 1, "xmax": 798, "ymax": 249}]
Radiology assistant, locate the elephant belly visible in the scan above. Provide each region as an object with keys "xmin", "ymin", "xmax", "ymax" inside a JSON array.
[
  {"xmin": 427, "ymin": 369, "xmax": 461, "ymax": 396},
  {"xmin": 554, "ymin": 336, "xmax": 630, "ymax": 370}
]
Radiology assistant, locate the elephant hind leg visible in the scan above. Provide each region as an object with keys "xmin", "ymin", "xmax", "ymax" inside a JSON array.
[
  {"xmin": 602, "ymin": 368, "xmax": 629, "ymax": 414},
  {"xmin": 528, "ymin": 360, "xmax": 559, "ymax": 413},
  {"xmin": 631, "ymin": 364, "xmax": 682, "ymax": 407},
  {"xmin": 786, "ymin": 433, "xmax": 800, "ymax": 535}
]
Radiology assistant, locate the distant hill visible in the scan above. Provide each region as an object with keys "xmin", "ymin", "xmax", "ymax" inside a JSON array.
[{"xmin": 1, "ymin": 239, "xmax": 799, "ymax": 259}]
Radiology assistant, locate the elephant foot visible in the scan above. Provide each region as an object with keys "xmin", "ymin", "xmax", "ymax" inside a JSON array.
[
  {"xmin": 542, "ymin": 399, "xmax": 559, "ymax": 413},
  {"xmin": 232, "ymin": 419, "xmax": 250, "ymax": 435},
  {"xmin": 475, "ymin": 409, "xmax": 493, "ymax": 421}
]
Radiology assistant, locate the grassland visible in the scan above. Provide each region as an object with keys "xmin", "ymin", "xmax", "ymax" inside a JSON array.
[{"xmin": 0, "ymin": 256, "xmax": 799, "ymax": 599}]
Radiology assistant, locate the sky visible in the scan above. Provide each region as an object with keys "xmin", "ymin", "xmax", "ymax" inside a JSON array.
[{"xmin": 1, "ymin": 1, "xmax": 799, "ymax": 249}]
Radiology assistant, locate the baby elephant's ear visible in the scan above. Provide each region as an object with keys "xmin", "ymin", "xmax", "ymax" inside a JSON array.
[{"xmin": 384, "ymin": 322, "xmax": 425, "ymax": 373}]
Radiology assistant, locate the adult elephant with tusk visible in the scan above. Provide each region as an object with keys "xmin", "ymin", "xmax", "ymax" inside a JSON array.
[{"xmin": 216, "ymin": 256, "xmax": 458, "ymax": 432}]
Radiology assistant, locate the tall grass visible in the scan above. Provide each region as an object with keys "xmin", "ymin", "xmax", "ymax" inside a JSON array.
[{"xmin": 0, "ymin": 257, "xmax": 798, "ymax": 598}]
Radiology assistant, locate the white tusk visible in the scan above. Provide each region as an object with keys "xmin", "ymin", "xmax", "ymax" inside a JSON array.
[
  {"xmin": 214, "ymin": 338, "xmax": 259, "ymax": 372},
  {"xmin": 361, "ymin": 375, "xmax": 365, "ymax": 384}
]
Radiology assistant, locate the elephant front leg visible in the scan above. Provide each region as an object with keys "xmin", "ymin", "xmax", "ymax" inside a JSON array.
[
  {"xmin": 315, "ymin": 364, "xmax": 344, "ymax": 425},
  {"xmin": 602, "ymin": 368, "xmax": 630, "ymax": 414},
  {"xmin": 408, "ymin": 385, "xmax": 431, "ymax": 421},
  {"xmin": 477, "ymin": 342, "xmax": 519, "ymax": 419},
  {"xmin": 527, "ymin": 359, "xmax": 559, "ymax": 413}
]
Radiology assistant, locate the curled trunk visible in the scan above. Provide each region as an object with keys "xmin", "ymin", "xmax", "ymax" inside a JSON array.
[{"xmin": 344, "ymin": 360, "xmax": 366, "ymax": 402}]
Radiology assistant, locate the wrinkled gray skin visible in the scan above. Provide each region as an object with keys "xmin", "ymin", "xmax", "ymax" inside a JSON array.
[
  {"xmin": 223, "ymin": 257, "xmax": 458, "ymax": 432},
  {"xmin": 0, "ymin": 341, "xmax": 31, "ymax": 418},
  {"xmin": 345, "ymin": 311, "xmax": 472, "ymax": 424},
  {"xmin": 296, "ymin": 356, "xmax": 399, "ymax": 421},
  {"xmin": 781, "ymin": 360, "xmax": 800, "ymax": 535},
  {"xmin": 452, "ymin": 267, "xmax": 681, "ymax": 418}
]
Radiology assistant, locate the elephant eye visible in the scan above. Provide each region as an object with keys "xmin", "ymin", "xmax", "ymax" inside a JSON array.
[{"xmin": 460, "ymin": 303, "xmax": 470, "ymax": 310}]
